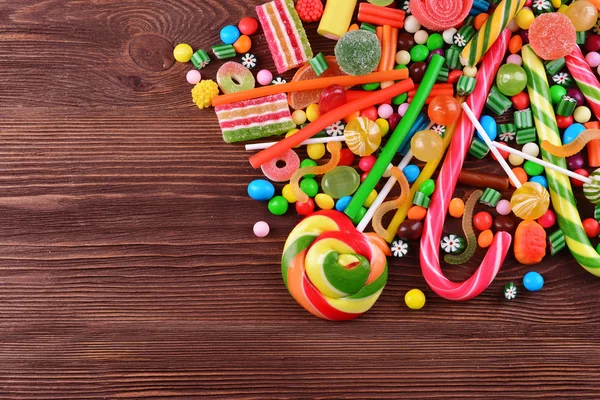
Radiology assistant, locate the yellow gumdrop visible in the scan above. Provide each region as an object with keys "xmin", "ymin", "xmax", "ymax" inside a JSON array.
[
  {"xmin": 174, "ymin": 43, "xmax": 194, "ymax": 63},
  {"xmin": 516, "ymin": 8, "xmax": 535, "ymax": 30},
  {"xmin": 315, "ymin": 193, "xmax": 334, "ymax": 210},
  {"xmin": 282, "ymin": 184, "xmax": 297, "ymax": 203},
  {"xmin": 285, "ymin": 129, "xmax": 301, "ymax": 148},
  {"xmin": 306, "ymin": 103, "xmax": 321, "ymax": 122},
  {"xmin": 292, "ymin": 110, "xmax": 307, "ymax": 125},
  {"xmin": 364, "ymin": 190, "xmax": 378, "ymax": 208},
  {"xmin": 375, "ymin": 118, "xmax": 390, "ymax": 137},
  {"xmin": 307, "ymin": 143, "xmax": 326, "ymax": 160}
]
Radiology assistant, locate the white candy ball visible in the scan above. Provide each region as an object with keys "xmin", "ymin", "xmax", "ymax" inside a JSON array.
[
  {"xmin": 414, "ymin": 30, "xmax": 429, "ymax": 44},
  {"xmin": 395, "ymin": 50, "xmax": 411, "ymax": 65},
  {"xmin": 404, "ymin": 15, "xmax": 421, "ymax": 33},
  {"xmin": 443, "ymin": 28, "xmax": 457, "ymax": 44},
  {"xmin": 522, "ymin": 142, "xmax": 540, "ymax": 158}
]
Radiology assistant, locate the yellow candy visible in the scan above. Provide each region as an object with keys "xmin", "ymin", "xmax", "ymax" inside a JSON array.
[
  {"xmin": 516, "ymin": 8, "xmax": 535, "ymax": 30},
  {"xmin": 306, "ymin": 103, "xmax": 321, "ymax": 122},
  {"xmin": 307, "ymin": 143, "xmax": 326, "ymax": 160},
  {"xmin": 191, "ymin": 80, "xmax": 219, "ymax": 109},
  {"xmin": 173, "ymin": 43, "xmax": 194, "ymax": 63},
  {"xmin": 463, "ymin": 66, "xmax": 477, "ymax": 77},
  {"xmin": 411, "ymin": 130, "xmax": 443, "ymax": 162},
  {"xmin": 510, "ymin": 182, "xmax": 550, "ymax": 220},
  {"xmin": 508, "ymin": 153, "xmax": 524, "ymax": 166},
  {"xmin": 375, "ymin": 118, "xmax": 390, "ymax": 137},
  {"xmin": 405, "ymin": 289, "xmax": 426, "ymax": 310},
  {"xmin": 557, "ymin": 4, "xmax": 570, "ymax": 13},
  {"xmin": 564, "ymin": 0, "xmax": 598, "ymax": 31},
  {"xmin": 574, "ymin": 106, "xmax": 592, "ymax": 123},
  {"xmin": 364, "ymin": 190, "xmax": 378, "ymax": 208},
  {"xmin": 551, "ymin": 0, "xmax": 562, "ymax": 8},
  {"xmin": 292, "ymin": 110, "xmax": 307, "ymax": 125},
  {"xmin": 282, "ymin": 184, "xmax": 297, "ymax": 203},
  {"xmin": 285, "ymin": 129, "xmax": 301, "ymax": 148},
  {"xmin": 315, "ymin": 193, "xmax": 334, "ymax": 210},
  {"xmin": 344, "ymin": 116, "xmax": 382, "ymax": 156}
]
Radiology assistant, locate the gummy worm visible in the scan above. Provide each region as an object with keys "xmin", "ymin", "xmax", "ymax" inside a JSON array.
[
  {"xmin": 541, "ymin": 129, "xmax": 600, "ymax": 158},
  {"xmin": 444, "ymin": 190, "xmax": 481, "ymax": 265},
  {"xmin": 290, "ymin": 141, "xmax": 341, "ymax": 203},
  {"xmin": 372, "ymin": 167, "xmax": 410, "ymax": 243}
]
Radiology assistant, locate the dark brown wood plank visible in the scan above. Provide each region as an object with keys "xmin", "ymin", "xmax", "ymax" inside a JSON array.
[{"xmin": 1, "ymin": 0, "xmax": 600, "ymax": 398}]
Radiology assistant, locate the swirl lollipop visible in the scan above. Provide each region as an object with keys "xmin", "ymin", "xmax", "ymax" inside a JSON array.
[
  {"xmin": 344, "ymin": 117, "xmax": 382, "ymax": 156},
  {"xmin": 282, "ymin": 210, "xmax": 389, "ymax": 320}
]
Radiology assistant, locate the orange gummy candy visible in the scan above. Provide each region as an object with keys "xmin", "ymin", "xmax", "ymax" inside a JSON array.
[{"xmin": 514, "ymin": 220, "xmax": 547, "ymax": 265}]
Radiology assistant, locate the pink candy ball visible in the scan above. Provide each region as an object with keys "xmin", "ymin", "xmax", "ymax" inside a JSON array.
[
  {"xmin": 398, "ymin": 103, "xmax": 410, "ymax": 117},
  {"xmin": 253, "ymin": 221, "xmax": 270, "ymax": 237},
  {"xmin": 257, "ymin": 69, "xmax": 273, "ymax": 86},
  {"xmin": 506, "ymin": 54, "xmax": 522, "ymax": 66},
  {"xmin": 186, "ymin": 69, "xmax": 201, "ymax": 84},
  {"xmin": 496, "ymin": 199, "xmax": 512, "ymax": 216},
  {"xmin": 537, "ymin": 209, "xmax": 556, "ymax": 228},
  {"xmin": 378, "ymin": 104, "xmax": 394, "ymax": 119},
  {"xmin": 586, "ymin": 51, "xmax": 600, "ymax": 68}
]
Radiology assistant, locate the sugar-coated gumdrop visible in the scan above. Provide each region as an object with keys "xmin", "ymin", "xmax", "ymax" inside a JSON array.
[
  {"xmin": 496, "ymin": 63, "xmax": 527, "ymax": 96},
  {"xmin": 528, "ymin": 13, "xmax": 577, "ymax": 61},
  {"xmin": 564, "ymin": 0, "xmax": 598, "ymax": 31},
  {"xmin": 344, "ymin": 117, "xmax": 382, "ymax": 156},
  {"xmin": 510, "ymin": 182, "xmax": 550, "ymax": 220},
  {"xmin": 411, "ymin": 130, "xmax": 443, "ymax": 162},
  {"xmin": 334, "ymin": 30, "xmax": 381, "ymax": 76},
  {"xmin": 319, "ymin": 85, "xmax": 347, "ymax": 115},
  {"xmin": 427, "ymin": 95, "xmax": 461, "ymax": 125}
]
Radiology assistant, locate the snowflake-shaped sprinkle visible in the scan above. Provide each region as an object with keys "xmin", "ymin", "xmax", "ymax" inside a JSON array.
[
  {"xmin": 532, "ymin": 0, "xmax": 550, "ymax": 10},
  {"xmin": 454, "ymin": 33, "xmax": 466, "ymax": 47},
  {"xmin": 391, "ymin": 239, "xmax": 408, "ymax": 257},
  {"xmin": 325, "ymin": 120, "xmax": 345, "ymax": 137},
  {"xmin": 499, "ymin": 130, "xmax": 516, "ymax": 142},
  {"xmin": 504, "ymin": 282, "xmax": 517, "ymax": 300},
  {"xmin": 553, "ymin": 72, "xmax": 569, "ymax": 85},
  {"xmin": 401, "ymin": 0, "xmax": 410, "ymax": 14},
  {"xmin": 440, "ymin": 234, "xmax": 463, "ymax": 254},
  {"xmin": 241, "ymin": 53, "xmax": 257, "ymax": 69},
  {"xmin": 431, "ymin": 124, "xmax": 446, "ymax": 136},
  {"xmin": 272, "ymin": 77, "xmax": 286, "ymax": 85},
  {"xmin": 594, "ymin": 19, "xmax": 600, "ymax": 34}
]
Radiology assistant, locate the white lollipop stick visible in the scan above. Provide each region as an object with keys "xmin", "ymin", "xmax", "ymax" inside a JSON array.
[
  {"xmin": 245, "ymin": 135, "xmax": 345, "ymax": 150},
  {"xmin": 462, "ymin": 103, "xmax": 522, "ymax": 188}
]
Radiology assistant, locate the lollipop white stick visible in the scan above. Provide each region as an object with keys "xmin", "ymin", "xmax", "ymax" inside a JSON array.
[{"xmin": 245, "ymin": 135, "xmax": 345, "ymax": 150}]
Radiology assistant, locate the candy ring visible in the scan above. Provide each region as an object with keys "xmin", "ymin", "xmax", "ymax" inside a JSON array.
[
  {"xmin": 409, "ymin": 0, "xmax": 472, "ymax": 31},
  {"xmin": 282, "ymin": 210, "xmax": 389, "ymax": 320},
  {"xmin": 261, "ymin": 149, "xmax": 300, "ymax": 182},
  {"xmin": 216, "ymin": 61, "xmax": 255, "ymax": 94},
  {"xmin": 344, "ymin": 116, "xmax": 382, "ymax": 156}
]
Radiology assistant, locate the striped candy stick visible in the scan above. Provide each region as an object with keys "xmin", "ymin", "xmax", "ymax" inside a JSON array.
[
  {"xmin": 282, "ymin": 210, "xmax": 389, "ymax": 320},
  {"xmin": 459, "ymin": 0, "xmax": 526, "ymax": 67},
  {"xmin": 522, "ymin": 45, "xmax": 600, "ymax": 277},
  {"xmin": 565, "ymin": 46, "xmax": 600, "ymax": 120},
  {"xmin": 420, "ymin": 29, "xmax": 512, "ymax": 301}
]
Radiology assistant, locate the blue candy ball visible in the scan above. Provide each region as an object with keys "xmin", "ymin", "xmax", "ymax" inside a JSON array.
[
  {"xmin": 403, "ymin": 164, "xmax": 420, "ymax": 183},
  {"xmin": 477, "ymin": 115, "xmax": 497, "ymax": 141},
  {"xmin": 220, "ymin": 25, "xmax": 241, "ymax": 45},
  {"xmin": 529, "ymin": 175, "xmax": 548, "ymax": 188},
  {"xmin": 247, "ymin": 179, "xmax": 275, "ymax": 201},
  {"xmin": 523, "ymin": 271, "xmax": 544, "ymax": 292},
  {"xmin": 563, "ymin": 123, "xmax": 586, "ymax": 145},
  {"xmin": 335, "ymin": 195, "xmax": 352, "ymax": 212}
]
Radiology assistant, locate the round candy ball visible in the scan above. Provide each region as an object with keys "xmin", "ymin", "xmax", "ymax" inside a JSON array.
[
  {"xmin": 574, "ymin": 106, "xmax": 592, "ymax": 123},
  {"xmin": 238, "ymin": 17, "xmax": 259, "ymax": 36},
  {"xmin": 335, "ymin": 195, "xmax": 352, "ymax": 212},
  {"xmin": 449, "ymin": 198, "xmax": 465, "ymax": 218},
  {"xmin": 378, "ymin": 104, "xmax": 394, "ymax": 119},
  {"xmin": 586, "ymin": 51, "xmax": 600, "ymax": 68},
  {"xmin": 186, "ymin": 69, "xmax": 201, "ymax": 84},
  {"xmin": 523, "ymin": 271, "xmax": 544, "ymax": 292},
  {"xmin": 477, "ymin": 115, "xmax": 497, "ymax": 141},
  {"xmin": 247, "ymin": 179, "xmax": 275, "ymax": 201},
  {"xmin": 300, "ymin": 178, "xmax": 319, "ymax": 198},
  {"xmin": 537, "ymin": 209, "xmax": 556, "ymax": 228},
  {"xmin": 268, "ymin": 196, "xmax": 288, "ymax": 215},
  {"xmin": 253, "ymin": 221, "xmax": 270, "ymax": 237},
  {"xmin": 410, "ymin": 44, "xmax": 430, "ymax": 63},
  {"xmin": 583, "ymin": 218, "xmax": 600, "ymax": 238},
  {"xmin": 405, "ymin": 289, "xmax": 426, "ymax": 310},
  {"xmin": 524, "ymin": 160, "xmax": 544, "ymax": 176},
  {"xmin": 528, "ymin": 13, "xmax": 577, "ymax": 60},
  {"xmin": 516, "ymin": 7, "xmax": 535, "ymax": 29},
  {"xmin": 307, "ymin": 143, "xmax": 325, "ymax": 160},
  {"xmin": 496, "ymin": 199, "xmax": 512, "ymax": 215},
  {"xmin": 220, "ymin": 25, "xmax": 241, "ymax": 45},
  {"xmin": 282, "ymin": 184, "xmax": 297, "ymax": 203},
  {"xmin": 522, "ymin": 142, "xmax": 540, "ymax": 157},
  {"xmin": 442, "ymin": 28, "xmax": 457, "ymax": 44},
  {"xmin": 564, "ymin": 0, "xmax": 598, "ymax": 31},
  {"xmin": 335, "ymin": 30, "xmax": 381, "ymax": 76},
  {"xmin": 506, "ymin": 54, "xmax": 522, "ymax": 66},
  {"xmin": 428, "ymin": 95, "xmax": 461, "ymax": 125},
  {"xmin": 257, "ymin": 69, "xmax": 273, "ymax": 86},
  {"xmin": 315, "ymin": 193, "xmax": 335, "ymax": 210},
  {"xmin": 403, "ymin": 164, "xmax": 420, "ymax": 183},
  {"xmin": 496, "ymin": 63, "xmax": 527, "ymax": 96},
  {"xmin": 359, "ymin": 155, "xmax": 377, "ymax": 172},
  {"xmin": 550, "ymin": 85, "xmax": 567, "ymax": 105},
  {"xmin": 292, "ymin": 110, "xmax": 307, "ymax": 125},
  {"xmin": 173, "ymin": 43, "xmax": 193, "ymax": 63},
  {"xmin": 398, "ymin": 103, "xmax": 410, "ymax": 116},
  {"xmin": 530, "ymin": 175, "xmax": 548, "ymax": 189},
  {"xmin": 473, "ymin": 211, "xmax": 493, "ymax": 231},
  {"xmin": 509, "ymin": 153, "xmax": 524, "ymax": 166},
  {"xmin": 296, "ymin": 198, "xmax": 315, "ymax": 216},
  {"xmin": 411, "ymin": 130, "xmax": 443, "ymax": 162},
  {"xmin": 414, "ymin": 30, "xmax": 429, "ymax": 45},
  {"xmin": 395, "ymin": 50, "xmax": 411, "ymax": 65},
  {"xmin": 404, "ymin": 15, "xmax": 421, "ymax": 33},
  {"xmin": 426, "ymin": 33, "xmax": 444, "ymax": 51}
]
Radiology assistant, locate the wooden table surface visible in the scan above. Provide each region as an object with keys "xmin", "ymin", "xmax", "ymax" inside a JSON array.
[{"xmin": 2, "ymin": 0, "xmax": 600, "ymax": 398}]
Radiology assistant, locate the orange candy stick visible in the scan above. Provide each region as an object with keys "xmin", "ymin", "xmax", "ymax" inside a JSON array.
[
  {"xmin": 586, "ymin": 122, "xmax": 600, "ymax": 167},
  {"xmin": 212, "ymin": 68, "xmax": 410, "ymax": 107},
  {"xmin": 249, "ymin": 79, "xmax": 415, "ymax": 168},
  {"xmin": 358, "ymin": 3, "xmax": 405, "ymax": 28},
  {"xmin": 290, "ymin": 142, "xmax": 341, "ymax": 203}
]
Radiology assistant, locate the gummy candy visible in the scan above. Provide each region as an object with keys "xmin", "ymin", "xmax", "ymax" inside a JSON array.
[
  {"xmin": 334, "ymin": 30, "xmax": 382, "ymax": 76},
  {"xmin": 216, "ymin": 62, "xmax": 255, "ymax": 94}
]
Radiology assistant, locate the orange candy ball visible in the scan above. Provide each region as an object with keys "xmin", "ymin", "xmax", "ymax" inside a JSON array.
[
  {"xmin": 449, "ymin": 198, "xmax": 465, "ymax": 218},
  {"xmin": 478, "ymin": 229, "xmax": 494, "ymax": 248},
  {"xmin": 428, "ymin": 95, "xmax": 461, "ymax": 125},
  {"xmin": 408, "ymin": 205, "xmax": 427, "ymax": 220},
  {"xmin": 509, "ymin": 35, "xmax": 523, "ymax": 54},
  {"xmin": 233, "ymin": 35, "xmax": 252, "ymax": 54},
  {"xmin": 510, "ymin": 167, "xmax": 528, "ymax": 188},
  {"xmin": 473, "ymin": 13, "xmax": 489, "ymax": 30}
]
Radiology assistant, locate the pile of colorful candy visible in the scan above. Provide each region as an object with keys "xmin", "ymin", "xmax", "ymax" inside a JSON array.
[{"xmin": 174, "ymin": 0, "xmax": 600, "ymax": 320}]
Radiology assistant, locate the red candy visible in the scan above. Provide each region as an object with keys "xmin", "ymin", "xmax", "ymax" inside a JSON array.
[
  {"xmin": 409, "ymin": 0, "xmax": 472, "ymax": 31},
  {"xmin": 296, "ymin": 198, "xmax": 315, "ymax": 216},
  {"xmin": 571, "ymin": 168, "xmax": 589, "ymax": 187},
  {"xmin": 528, "ymin": 13, "xmax": 577, "ymax": 60},
  {"xmin": 556, "ymin": 115, "xmax": 574, "ymax": 129},
  {"xmin": 511, "ymin": 92, "xmax": 530, "ymax": 110},
  {"xmin": 448, "ymin": 70, "xmax": 463, "ymax": 84},
  {"xmin": 359, "ymin": 155, "xmax": 377, "ymax": 172},
  {"xmin": 491, "ymin": 144, "xmax": 509, "ymax": 161},
  {"xmin": 583, "ymin": 218, "xmax": 600, "ymax": 238},
  {"xmin": 319, "ymin": 85, "xmax": 347, "ymax": 115},
  {"xmin": 338, "ymin": 148, "xmax": 355, "ymax": 166},
  {"xmin": 585, "ymin": 35, "xmax": 600, "ymax": 53},
  {"xmin": 361, "ymin": 172, "xmax": 369, "ymax": 182},
  {"xmin": 473, "ymin": 211, "xmax": 493, "ymax": 231},
  {"xmin": 295, "ymin": 0, "xmax": 324, "ymax": 23},
  {"xmin": 537, "ymin": 209, "xmax": 556, "ymax": 228},
  {"xmin": 238, "ymin": 17, "xmax": 258, "ymax": 36},
  {"xmin": 360, "ymin": 106, "xmax": 378, "ymax": 122}
]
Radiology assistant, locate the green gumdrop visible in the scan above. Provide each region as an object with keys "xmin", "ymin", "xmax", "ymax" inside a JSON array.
[
  {"xmin": 300, "ymin": 178, "xmax": 319, "ymax": 198},
  {"xmin": 523, "ymin": 160, "xmax": 544, "ymax": 176},
  {"xmin": 300, "ymin": 159, "xmax": 317, "ymax": 178},
  {"xmin": 322, "ymin": 166, "xmax": 361, "ymax": 199},
  {"xmin": 362, "ymin": 82, "xmax": 380, "ymax": 91},
  {"xmin": 426, "ymin": 33, "xmax": 444, "ymax": 51},
  {"xmin": 419, "ymin": 179, "xmax": 436, "ymax": 196},
  {"xmin": 496, "ymin": 64, "xmax": 527, "ymax": 97},
  {"xmin": 268, "ymin": 196, "xmax": 288, "ymax": 215},
  {"xmin": 335, "ymin": 30, "xmax": 381, "ymax": 76},
  {"xmin": 550, "ymin": 85, "xmax": 567, "ymax": 105},
  {"xmin": 410, "ymin": 44, "xmax": 430, "ymax": 63}
]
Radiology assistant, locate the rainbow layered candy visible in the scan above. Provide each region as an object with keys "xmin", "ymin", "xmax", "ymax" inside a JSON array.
[
  {"xmin": 256, "ymin": 0, "xmax": 313, "ymax": 74},
  {"xmin": 282, "ymin": 210, "xmax": 389, "ymax": 320},
  {"xmin": 215, "ymin": 93, "xmax": 295, "ymax": 143}
]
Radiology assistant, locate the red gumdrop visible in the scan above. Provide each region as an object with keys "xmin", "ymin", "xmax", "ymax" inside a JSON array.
[
  {"xmin": 557, "ymin": 115, "xmax": 574, "ymax": 129},
  {"xmin": 571, "ymin": 168, "xmax": 589, "ymax": 187},
  {"xmin": 359, "ymin": 155, "xmax": 377, "ymax": 172},
  {"xmin": 360, "ymin": 105, "xmax": 378, "ymax": 122},
  {"xmin": 238, "ymin": 17, "xmax": 258, "ymax": 36},
  {"xmin": 296, "ymin": 198, "xmax": 315, "ymax": 216},
  {"xmin": 537, "ymin": 209, "xmax": 556, "ymax": 228},
  {"xmin": 528, "ymin": 13, "xmax": 577, "ymax": 60},
  {"xmin": 583, "ymin": 218, "xmax": 600, "ymax": 238},
  {"xmin": 428, "ymin": 95, "xmax": 461, "ymax": 125},
  {"xmin": 338, "ymin": 148, "xmax": 355, "ymax": 166},
  {"xmin": 473, "ymin": 211, "xmax": 493, "ymax": 231},
  {"xmin": 319, "ymin": 85, "xmax": 347, "ymax": 115},
  {"xmin": 511, "ymin": 92, "xmax": 530, "ymax": 110}
]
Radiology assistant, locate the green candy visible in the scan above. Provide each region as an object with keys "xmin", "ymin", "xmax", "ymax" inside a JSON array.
[
  {"xmin": 356, "ymin": 206, "xmax": 368, "ymax": 222},
  {"xmin": 392, "ymin": 92, "xmax": 408, "ymax": 105},
  {"xmin": 496, "ymin": 64, "xmax": 527, "ymax": 97},
  {"xmin": 426, "ymin": 33, "xmax": 444, "ymax": 51},
  {"xmin": 419, "ymin": 179, "xmax": 435, "ymax": 197},
  {"xmin": 300, "ymin": 178, "xmax": 319, "ymax": 198},
  {"xmin": 335, "ymin": 30, "xmax": 381, "ymax": 76},
  {"xmin": 523, "ymin": 160, "xmax": 544, "ymax": 176},
  {"xmin": 300, "ymin": 159, "xmax": 317, "ymax": 178},
  {"xmin": 549, "ymin": 85, "xmax": 567, "ymax": 105},
  {"xmin": 362, "ymin": 82, "xmax": 380, "ymax": 91},
  {"xmin": 268, "ymin": 196, "xmax": 288, "ymax": 215},
  {"xmin": 410, "ymin": 44, "xmax": 430, "ymax": 63}
]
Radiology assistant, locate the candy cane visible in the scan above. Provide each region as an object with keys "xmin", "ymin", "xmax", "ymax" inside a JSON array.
[
  {"xmin": 522, "ymin": 45, "xmax": 600, "ymax": 277},
  {"xmin": 565, "ymin": 46, "xmax": 600, "ymax": 120},
  {"xmin": 420, "ymin": 29, "xmax": 512, "ymax": 301}
]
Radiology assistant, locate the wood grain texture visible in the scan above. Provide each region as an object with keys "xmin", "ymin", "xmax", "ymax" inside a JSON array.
[{"xmin": 1, "ymin": 1, "xmax": 600, "ymax": 399}]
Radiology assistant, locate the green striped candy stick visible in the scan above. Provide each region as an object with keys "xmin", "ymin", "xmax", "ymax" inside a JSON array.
[{"xmin": 522, "ymin": 44, "xmax": 600, "ymax": 276}]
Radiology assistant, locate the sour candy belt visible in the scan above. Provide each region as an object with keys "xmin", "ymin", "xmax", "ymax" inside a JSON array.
[
  {"xmin": 282, "ymin": 210, "xmax": 389, "ymax": 320},
  {"xmin": 522, "ymin": 44, "xmax": 600, "ymax": 277},
  {"xmin": 420, "ymin": 29, "xmax": 512, "ymax": 301}
]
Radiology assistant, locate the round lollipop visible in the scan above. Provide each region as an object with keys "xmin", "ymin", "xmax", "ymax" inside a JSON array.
[
  {"xmin": 410, "ymin": 129, "xmax": 444, "ymax": 162},
  {"xmin": 510, "ymin": 181, "xmax": 550, "ymax": 220},
  {"xmin": 344, "ymin": 116, "xmax": 382, "ymax": 156},
  {"xmin": 584, "ymin": 169, "xmax": 600, "ymax": 204}
]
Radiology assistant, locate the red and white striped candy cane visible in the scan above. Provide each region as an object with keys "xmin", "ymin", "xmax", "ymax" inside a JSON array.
[
  {"xmin": 420, "ymin": 29, "xmax": 512, "ymax": 301},
  {"xmin": 565, "ymin": 45, "xmax": 600, "ymax": 120}
]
